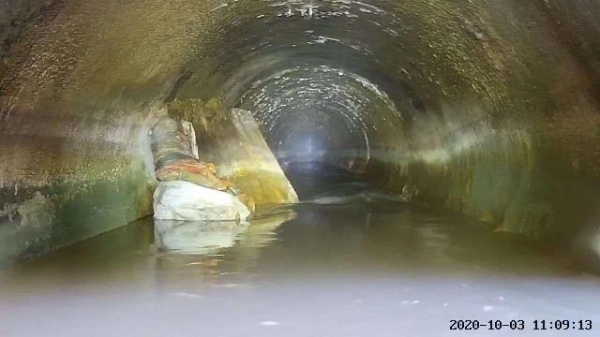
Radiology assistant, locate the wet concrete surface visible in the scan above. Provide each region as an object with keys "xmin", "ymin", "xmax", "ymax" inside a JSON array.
[{"xmin": 1, "ymin": 165, "xmax": 599, "ymax": 336}]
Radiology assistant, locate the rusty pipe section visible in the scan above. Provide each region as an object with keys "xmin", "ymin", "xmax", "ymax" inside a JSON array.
[{"xmin": 0, "ymin": 0, "xmax": 598, "ymax": 267}]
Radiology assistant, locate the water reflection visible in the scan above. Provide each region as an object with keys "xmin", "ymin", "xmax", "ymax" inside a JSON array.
[
  {"xmin": 154, "ymin": 207, "xmax": 296, "ymax": 255},
  {"xmin": 154, "ymin": 220, "xmax": 249, "ymax": 255},
  {"xmin": 151, "ymin": 207, "xmax": 297, "ymax": 295}
]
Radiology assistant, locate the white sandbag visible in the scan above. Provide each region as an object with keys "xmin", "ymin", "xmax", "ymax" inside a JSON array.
[{"xmin": 153, "ymin": 181, "xmax": 251, "ymax": 221}]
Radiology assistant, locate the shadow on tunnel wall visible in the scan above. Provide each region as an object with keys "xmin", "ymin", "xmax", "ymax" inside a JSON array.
[{"xmin": 0, "ymin": 0, "xmax": 598, "ymax": 268}]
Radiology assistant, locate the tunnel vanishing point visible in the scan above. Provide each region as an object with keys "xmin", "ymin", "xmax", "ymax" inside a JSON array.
[{"xmin": 0, "ymin": 0, "xmax": 599, "ymax": 269}]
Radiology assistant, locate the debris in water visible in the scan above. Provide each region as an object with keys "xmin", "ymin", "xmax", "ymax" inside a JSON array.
[
  {"xmin": 171, "ymin": 292, "xmax": 205, "ymax": 299},
  {"xmin": 260, "ymin": 321, "xmax": 280, "ymax": 326}
]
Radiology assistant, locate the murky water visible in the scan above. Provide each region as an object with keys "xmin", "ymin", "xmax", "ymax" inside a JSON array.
[{"xmin": 1, "ymin": 165, "xmax": 599, "ymax": 336}]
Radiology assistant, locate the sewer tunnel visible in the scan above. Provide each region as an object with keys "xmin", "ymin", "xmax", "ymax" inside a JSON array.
[{"xmin": 0, "ymin": 0, "xmax": 599, "ymax": 334}]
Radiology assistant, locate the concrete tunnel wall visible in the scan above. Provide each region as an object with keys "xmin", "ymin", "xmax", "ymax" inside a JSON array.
[{"xmin": 0, "ymin": 0, "xmax": 598, "ymax": 264}]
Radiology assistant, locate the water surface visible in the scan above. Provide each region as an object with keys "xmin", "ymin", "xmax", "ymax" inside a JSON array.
[{"xmin": 1, "ymin": 166, "xmax": 599, "ymax": 336}]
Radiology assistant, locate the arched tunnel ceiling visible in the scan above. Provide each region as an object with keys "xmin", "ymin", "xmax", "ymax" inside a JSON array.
[{"xmin": 0, "ymin": 0, "xmax": 599, "ymax": 263}]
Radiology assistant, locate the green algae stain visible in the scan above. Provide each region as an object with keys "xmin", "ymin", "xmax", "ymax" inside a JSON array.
[
  {"xmin": 230, "ymin": 167, "xmax": 294, "ymax": 206},
  {"xmin": 0, "ymin": 159, "xmax": 154, "ymax": 260}
]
